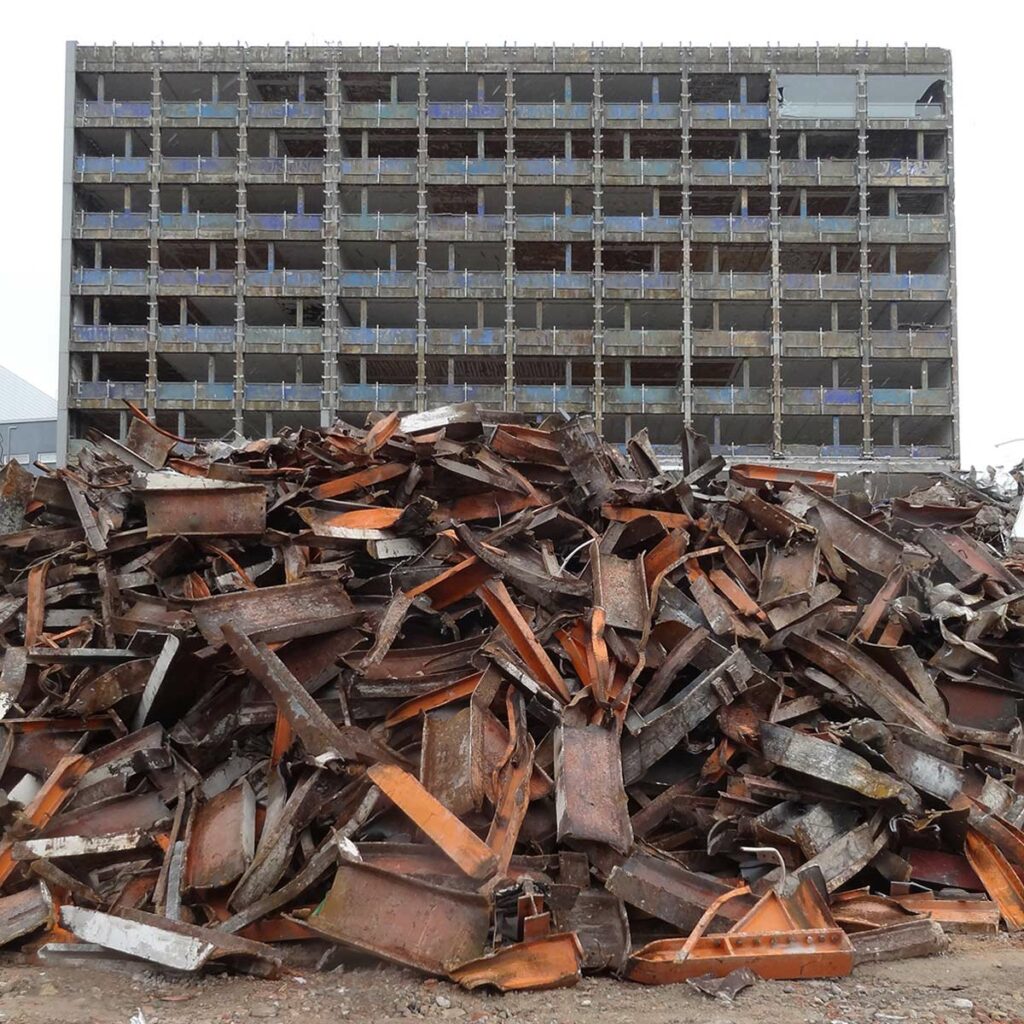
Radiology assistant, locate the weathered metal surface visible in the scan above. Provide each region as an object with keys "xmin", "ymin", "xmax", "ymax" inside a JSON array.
[
  {"xmin": 759, "ymin": 722, "xmax": 920, "ymax": 811},
  {"xmin": 554, "ymin": 724, "xmax": 633, "ymax": 855},
  {"xmin": 606, "ymin": 848, "xmax": 755, "ymax": 931},
  {"xmin": 310, "ymin": 859, "xmax": 490, "ymax": 974},
  {"xmin": 0, "ymin": 461, "xmax": 35, "ymax": 535},
  {"xmin": 965, "ymin": 827, "xmax": 1024, "ymax": 930},
  {"xmin": 0, "ymin": 882, "xmax": 52, "ymax": 947},
  {"xmin": 194, "ymin": 578, "xmax": 359, "ymax": 645},
  {"xmin": 2, "ymin": 403, "xmax": 1024, "ymax": 988},
  {"xmin": 849, "ymin": 919, "xmax": 948, "ymax": 965},
  {"xmin": 224, "ymin": 624, "xmax": 403, "ymax": 767},
  {"xmin": 137, "ymin": 475, "xmax": 267, "ymax": 538},
  {"xmin": 185, "ymin": 783, "xmax": 256, "ymax": 891}
]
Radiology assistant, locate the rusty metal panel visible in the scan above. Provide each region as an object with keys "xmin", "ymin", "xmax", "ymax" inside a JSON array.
[
  {"xmin": 554, "ymin": 723, "xmax": 632, "ymax": 854},
  {"xmin": 194, "ymin": 578, "xmax": 358, "ymax": 645},
  {"xmin": 138, "ymin": 476, "xmax": 267, "ymax": 538},
  {"xmin": 185, "ymin": 782, "xmax": 256, "ymax": 891},
  {"xmin": 310, "ymin": 859, "xmax": 490, "ymax": 974}
]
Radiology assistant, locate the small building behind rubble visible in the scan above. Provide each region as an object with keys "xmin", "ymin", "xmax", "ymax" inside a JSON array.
[{"xmin": 0, "ymin": 365, "xmax": 57, "ymax": 475}]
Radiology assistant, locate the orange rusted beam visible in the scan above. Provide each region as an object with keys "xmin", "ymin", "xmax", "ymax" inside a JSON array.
[
  {"xmin": 384, "ymin": 671, "xmax": 485, "ymax": 728},
  {"xmin": 849, "ymin": 565, "xmax": 906, "ymax": 644},
  {"xmin": 555, "ymin": 621, "xmax": 591, "ymax": 687},
  {"xmin": 643, "ymin": 530, "xmax": 689, "ymax": 589},
  {"xmin": 319, "ymin": 506, "xmax": 405, "ymax": 529},
  {"xmin": 0, "ymin": 754, "xmax": 92, "ymax": 886},
  {"xmin": 601, "ymin": 505, "xmax": 694, "ymax": 530},
  {"xmin": 367, "ymin": 763, "xmax": 498, "ymax": 881},
  {"xmin": 310, "ymin": 462, "xmax": 408, "ymax": 501},
  {"xmin": 585, "ymin": 607, "xmax": 611, "ymax": 706},
  {"xmin": 877, "ymin": 620, "xmax": 905, "ymax": 647},
  {"xmin": 433, "ymin": 489, "xmax": 545, "ymax": 524},
  {"xmin": 893, "ymin": 893, "xmax": 1000, "ymax": 933},
  {"xmin": 626, "ymin": 875, "xmax": 853, "ymax": 983},
  {"xmin": 404, "ymin": 556, "xmax": 495, "ymax": 610},
  {"xmin": 965, "ymin": 827, "xmax": 1024, "ymax": 930},
  {"xmin": 363, "ymin": 411, "xmax": 400, "ymax": 455},
  {"xmin": 489, "ymin": 424, "xmax": 566, "ymax": 466},
  {"xmin": 484, "ymin": 690, "xmax": 534, "ymax": 879},
  {"xmin": 730, "ymin": 463, "xmax": 837, "ymax": 495},
  {"xmin": 24, "ymin": 561, "xmax": 49, "ymax": 648},
  {"xmin": 449, "ymin": 932, "xmax": 583, "ymax": 991},
  {"xmin": 239, "ymin": 915, "xmax": 321, "ymax": 943},
  {"xmin": 478, "ymin": 580, "xmax": 570, "ymax": 703},
  {"xmin": 270, "ymin": 710, "xmax": 294, "ymax": 768},
  {"xmin": 708, "ymin": 568, "xmax": 767, "ymax": 622}
]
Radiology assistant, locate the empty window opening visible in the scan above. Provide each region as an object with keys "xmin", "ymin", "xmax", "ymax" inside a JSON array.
[
  {"xmin": 867, "ymin": 76, "xmax": 945, "ymax": 117},
  {"xmin": 778, "ymin": 75, "xmax": 857, "ymax": 119},
  {"xmin": 690, "ymin": 74, "xmax": 769, "ymax": 103}
]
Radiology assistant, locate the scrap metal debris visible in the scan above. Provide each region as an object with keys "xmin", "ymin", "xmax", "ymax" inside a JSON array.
[{"xmin": 2, "ymin": 401, "xmax": 1024, "ymax": 991}]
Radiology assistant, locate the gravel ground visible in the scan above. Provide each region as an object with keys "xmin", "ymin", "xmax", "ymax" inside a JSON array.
[{"xmin": 1, "ymin": 935, "xmax": 1023, "ymax": 1024}]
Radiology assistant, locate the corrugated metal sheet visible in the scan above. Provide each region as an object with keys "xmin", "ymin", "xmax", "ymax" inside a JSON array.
[{"xmin": 0, "ymin": 365, "xmax": 57, "ymax": 422}]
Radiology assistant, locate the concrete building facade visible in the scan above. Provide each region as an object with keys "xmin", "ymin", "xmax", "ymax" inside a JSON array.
[{"xmin": 60, "ymin": 42, "xmax": 957, "ymax": 469}]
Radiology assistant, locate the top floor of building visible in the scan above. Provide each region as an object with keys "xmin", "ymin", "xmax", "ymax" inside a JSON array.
[{"xmin": 68, "ymin": 43, "xmax": 952, "ymax": 131}]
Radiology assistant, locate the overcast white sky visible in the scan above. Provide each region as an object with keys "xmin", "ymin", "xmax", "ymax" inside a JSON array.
[{"xmin": 1, "ymin": 0, "xmax": 1019, "ymax": 469}]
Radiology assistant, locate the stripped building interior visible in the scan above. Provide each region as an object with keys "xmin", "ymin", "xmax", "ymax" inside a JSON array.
[{"xmin": 61, "ymin": 43, "xmax": 957, "ymax": 469}]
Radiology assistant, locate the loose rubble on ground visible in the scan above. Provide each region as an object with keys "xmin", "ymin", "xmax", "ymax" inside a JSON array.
[{"xmin": 1, "ymin": 401, "xmax": 1023, "ymax": 995}]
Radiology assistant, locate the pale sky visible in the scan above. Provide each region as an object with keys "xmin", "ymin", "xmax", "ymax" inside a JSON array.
[{"xmin": 1, "ymin": 0, "xmax": 1019, "ymax": 470}]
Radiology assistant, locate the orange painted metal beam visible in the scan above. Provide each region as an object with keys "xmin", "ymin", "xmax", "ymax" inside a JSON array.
[
  {"xmin": 601, "ymin": 505, "xmax": 695, "ymax": 530},
  {"xmin": 449, "ymin": 932, "xmax": 583, "ymax": 991},
  {"xmin": 643, "ymin": 531, "xmax": 689, "ymax": 590},
  {"xmin": 626, "ymin": 876, "xmax": 853, "ymax": 983},
  {"xmin": 384, "ymin": 671, "xmax": 485, "ymax": 728},
  {"xmin": 484, "ymin": 690, "xmax": 534, "ymax": 879},
  {"xmin": 0, "ymin": 754, "xmax": 92, "ymax": 886},
  {"xmin": 367, "ymin": 763, "xmax": 498, "ymax": 882},
  {"xmin": 965, "ymin": 827, "xmax": 1024, "ymax": 930},
  {"xmin": 478, "ymin": 580, "xmax": 570, "ymax": 703},
  {"xmin": 730, "ymin": 463, "xmax": 837, "ymax": 495},
  {"xmin": 405, "ymin": 556, "xmax": 495, "ymax": 610},
  {"xmin": 310, "ymin": 462, "xmax": 408, "ymax": 500},
  {"xmin": 708, "ymin": 568, "xmax": 767, "ymax": 622}
]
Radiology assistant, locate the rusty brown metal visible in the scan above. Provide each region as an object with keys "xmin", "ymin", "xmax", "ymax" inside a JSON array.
[
  {"xmin": 555, "ymin": 723, "xmax": 632, "ymax": 855},
  {"xmin": 729, "ymin": 464, "xmax": 837, "ymax": 495},
  {"xmin": 310, "ymin": 859, "xmax": 490, "ymax": 974},
  {"xmin": 185, "ymin": 783, "xmax": 256, "ymax": 892},
  {"xmin": 137, "ymin": 476, "xmax": 267, "ymax": 538},
  {"xmin": 4, "ymin": 402, "xmax": 1024, "ymax": 989},
  {"xmin": 194, "ymin": 578, "xmax": 359, "ymax": 645}
]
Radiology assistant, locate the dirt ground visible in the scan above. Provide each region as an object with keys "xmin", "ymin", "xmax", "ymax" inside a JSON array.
[{"xmin": 1, "ymin": 935, "xmax": 1023, "ymax": 1024}]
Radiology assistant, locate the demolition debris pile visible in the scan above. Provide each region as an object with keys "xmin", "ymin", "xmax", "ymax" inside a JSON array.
[{"xmin": 2, "ymin": 402, "xmax": 1024, "ymax": 990}]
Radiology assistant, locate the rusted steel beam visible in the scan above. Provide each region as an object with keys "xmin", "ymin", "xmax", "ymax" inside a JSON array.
[
  {"xmin": 194, "ymin": 578, "xmax": 359, "ymax": 646},
  {"xmin": 137, "ymin": 477, "xmax": 267, "ymax": 538},
  {"xmin": 309, "ymin": 859, "xmax": 490, "ymax": 975},
  {"xmin": 367, "ymin": 763, "xmax": 498, "ymax": 881},
  {"xmin": 965, "ymin": 827, "xmax": 1024, "ymax": 930},
  {"xmin": 730, "ymin": 464, "xmax": 837, "ymax": 495},
  {"xmin": 223, "ymin": 623, "xmax": 404, "ymax": 767},
  {"xmin": 310, "ymin": 462, "xmax": 409, "ymax": 500},
  {"xmin": 555, "ymin": 723, "xmax": 632, "ymax": 855},
  {"xmin": 478, "ymin": 580, "xmax": 570, "ymax": 703}
]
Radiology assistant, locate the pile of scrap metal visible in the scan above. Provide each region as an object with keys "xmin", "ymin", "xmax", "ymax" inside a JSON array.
[{"xmin": 1, "ymin": 401, "xmax": 1023, "ymax": 991}]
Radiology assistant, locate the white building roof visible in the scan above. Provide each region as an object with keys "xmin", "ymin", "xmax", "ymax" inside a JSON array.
[{"xmin": 0, "ymin": 365, "xmax": 57, "ymax": 423}]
